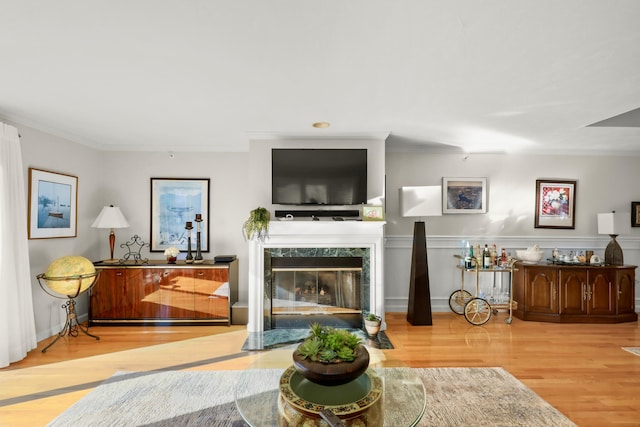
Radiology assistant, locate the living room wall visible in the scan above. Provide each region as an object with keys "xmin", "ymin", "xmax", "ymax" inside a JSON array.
[
  {"xmin": 11, "ymin": 120, "xmax": 640, "ymax": 340},
  {"xmin": 384, "ymin": 149, "xmax": 640, "ymax": 312}
]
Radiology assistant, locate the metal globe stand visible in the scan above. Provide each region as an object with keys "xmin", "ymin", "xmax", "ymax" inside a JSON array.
[{"xmin": 36, "ymin": 271, "xmax": 100, "ymax": 353}]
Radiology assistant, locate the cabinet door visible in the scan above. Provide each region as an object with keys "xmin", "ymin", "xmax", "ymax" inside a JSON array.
[
  {"xmin": 525, "ymin": 267, "xmax": 559, "ymax": 314},
  {"xmin": 588, "ymin": 269, "xmax": 615, "ymax": 316},
  {"xmin": 90, "ymin": 269, "xmax": 123, "ymax": 319},
  {"xmin": 616, "ymin": 269, "xmax": 636, "ymax": 315},
  {"xmin": 559, "ymin": 268, "xmax": 587, "ymax": 315},
  {"xmin": 140, "ymin": 269, "xmax": 173, "ymax": 318},
  {"xmin": 160, "ymin": 268, "xmax": 195, "ymax": 318},
  {"xmin": 194, "ymin": 268, "xmax": 230, "ymax": 319}
]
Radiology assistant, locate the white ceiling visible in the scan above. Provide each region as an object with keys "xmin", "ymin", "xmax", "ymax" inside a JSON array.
[{"xmin": 1, "ymin": 1, "xmax": 639, "ymax": 155}]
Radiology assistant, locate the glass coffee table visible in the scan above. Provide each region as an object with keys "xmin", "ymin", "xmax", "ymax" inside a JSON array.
[{"xmin": 235, "ymin": 345, "xmax": 426, "ymax": 426}]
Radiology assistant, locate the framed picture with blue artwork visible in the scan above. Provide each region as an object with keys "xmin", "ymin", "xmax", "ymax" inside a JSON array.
[
  {"xmin": 150, "ymin": 178, "xmax": 210, "ymax": 252},
  {"xmin": 28, "ymin": 168, "xmax": 78, "ymax": 239},
  {"xmin": 442, "ymin": 177, "xmax": 487, "ymax": 214}
]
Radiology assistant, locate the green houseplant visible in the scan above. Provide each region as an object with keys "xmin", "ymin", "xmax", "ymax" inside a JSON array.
[
  {"xmin": 242, "ymin": 207, "xmax": 270, "ymax": 241},
  {"xmin": 292, "ymin": 323, "xmax": 369, "ymax": 385},
  {"xmin": 364, "ymin": 312, "xmax": 382, "ymax": 337}
]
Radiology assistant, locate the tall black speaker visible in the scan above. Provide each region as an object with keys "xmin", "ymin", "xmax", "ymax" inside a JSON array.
[{"xmin": 406, "ymin": 221, "xmax": 432, "ymax": 325}]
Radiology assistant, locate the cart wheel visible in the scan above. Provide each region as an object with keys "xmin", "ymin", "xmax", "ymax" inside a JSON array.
[
  {"xmin": 449, "ymin": 289, "xmax": 473, "ymax": 315},
  {"xmin": 505, "ymin": 317, "xmax": 513, "ymax": 325},
  {"xmin": 464, "ymin": 298, "xmax": 492, "ymax": 326}
]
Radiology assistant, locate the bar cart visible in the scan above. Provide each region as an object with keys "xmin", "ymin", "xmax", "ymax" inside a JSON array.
[{"xmin": 449, "ymin": 255, "xmax": 518, "ymax": 325}]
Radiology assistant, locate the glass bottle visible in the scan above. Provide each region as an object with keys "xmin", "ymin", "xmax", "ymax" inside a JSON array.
[{"xmin": 482, "ymin": 244, "xmax": 491, "ymax": 269}]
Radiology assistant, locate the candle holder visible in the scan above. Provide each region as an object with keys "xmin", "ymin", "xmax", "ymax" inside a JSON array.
[
  {"xmin": 185, "ymin": 221, "xmax": 194, "ymax": 264},
  {"xmin": 194, "ymin": 215, "xmax": 203, "ymax": 264}
]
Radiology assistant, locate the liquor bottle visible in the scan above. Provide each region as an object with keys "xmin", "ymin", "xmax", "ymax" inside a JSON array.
[
  {"xmin": 466, "ymin": 244, "xmax": 475, "ymax": 269},
  {"xmin": 482, "ymin": 244, "xmax": 491, "ymax": 269},
  {"xmin": 500, "ymin": 248, "xmax": 507, "ymax": 267},
  {"xmin": 491, "ymin": 244, "xmax": 497, "ymax": 266}
]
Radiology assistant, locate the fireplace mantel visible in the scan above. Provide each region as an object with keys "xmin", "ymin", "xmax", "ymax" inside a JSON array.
[{"xmin": 247, "ymin": 221, "xmax": 386, "ymax": 332}]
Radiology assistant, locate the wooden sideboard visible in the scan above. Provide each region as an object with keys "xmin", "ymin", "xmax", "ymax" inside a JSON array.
[
  {"xmin": 89, "ymin": 260, "xmax": 238, "ymax": 325},
  {"xmin": 512, "ymin": 262, "xmax": 637, "ymax": 323}
]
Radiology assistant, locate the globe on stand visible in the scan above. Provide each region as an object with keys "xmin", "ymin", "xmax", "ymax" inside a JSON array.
[{"xmin": 37, "ymin": 255, "xmax": 100, "ymax": 353}]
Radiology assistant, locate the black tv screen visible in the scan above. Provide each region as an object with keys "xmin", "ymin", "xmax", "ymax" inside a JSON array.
[{"xmin": 272, "ymin": 149, "xmax": 367, "ymax": 205}]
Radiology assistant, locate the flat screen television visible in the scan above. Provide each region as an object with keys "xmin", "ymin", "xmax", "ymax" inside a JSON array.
[{"xmin": 272, "ymin": 148, "xmax": 367, "ymax": 205}]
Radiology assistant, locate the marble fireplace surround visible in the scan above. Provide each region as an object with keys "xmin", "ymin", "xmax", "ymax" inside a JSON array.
[{"xmin": 247, "ymin": 221, "xmax": 386, "ymax": 332}]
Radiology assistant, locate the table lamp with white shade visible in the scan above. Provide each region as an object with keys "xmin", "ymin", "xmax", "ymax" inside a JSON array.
[
  {"xmin": 597, "ymin": 211, "xmax": 624, "ymax": 266},
  {"xmin": 400, "ymin": 186, "xmax": 442, "ymax": 325},
  {"xmin": 92, "ymin": 205, "xmax": 129, "ymax": 263}
]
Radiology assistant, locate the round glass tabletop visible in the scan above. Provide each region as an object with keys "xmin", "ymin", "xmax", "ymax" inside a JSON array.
[{"xmin": 234, "ymin": 346, "xmax": 426, "ymax": 426}]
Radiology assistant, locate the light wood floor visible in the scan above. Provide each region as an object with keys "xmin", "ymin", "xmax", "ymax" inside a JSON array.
[{"xmin": 1, "ymin": 312, "xmax": 639, "ymax": 426}]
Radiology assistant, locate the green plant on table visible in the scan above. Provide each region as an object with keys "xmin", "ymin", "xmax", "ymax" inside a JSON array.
[{"xmin": 297, "ymin": 323, "xmax": 362, "ymax": 363}]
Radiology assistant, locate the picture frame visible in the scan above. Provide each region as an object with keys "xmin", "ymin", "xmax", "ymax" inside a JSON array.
[
  {"xmin": 150, "ymin": 178, "xmax": 210, "ymax": 252},
  {"xmin": 362, "ymin": 205, "xmax": 384, "ymax": 221},
  {"xmin": 534, "ymin": 179, "xmax": 576, "ymax": 229},
  {"xmin": 631, "ymin": 202, "xmax": 640, "ymax": 227},
  {"xmin": 442, "ymin": 177, "xmax": 487, "ymax": 214},
  {"xmin": 28, "ymin": 168, "xmax": 78, "ymax": 239}
]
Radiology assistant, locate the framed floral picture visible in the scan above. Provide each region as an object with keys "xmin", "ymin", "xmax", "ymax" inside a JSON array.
[
  {"xmin": 28, "ymin": 168, "xmax": 78, "ymax": 239},
  {"xmin": 362, "ymin": 205, "xmax": 384, "ymax": 221},
  {"xmin": 534, "ymin": 179, "xmax": 576, "ymax": 229}
]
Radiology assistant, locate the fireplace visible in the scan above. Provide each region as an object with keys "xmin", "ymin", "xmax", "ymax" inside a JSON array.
[
  {"xmin": 270, "ymin": 256, "xmax": 363, "ymax": 329},
  {"xmin": 247, "ymin": 221, "xmax": 385, "ymax": 332}
]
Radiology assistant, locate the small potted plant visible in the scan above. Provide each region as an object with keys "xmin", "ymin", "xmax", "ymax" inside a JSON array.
[
  {"xmin": 242, "ymin": 207, "xmax": 270, "ymax": 241},
  {"xmin": 292, "ymin": 323, "xmax": 369, "ymax": 385},
  {"xmin": 164, "ymin": 247, "xmax": 180, "ymax": 264},
  {"xmin": 364, "ymin": 312, "xmax": 382, "ymax": 337}
]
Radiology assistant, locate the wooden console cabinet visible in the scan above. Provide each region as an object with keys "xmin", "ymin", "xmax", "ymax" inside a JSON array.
[
  {"xmin": 90, "ymin": 260, "xmax": 238, "ymax": 325},
  {"xmin": 512, "ymin": 262, "xmax": 637, "ymax": 323}
]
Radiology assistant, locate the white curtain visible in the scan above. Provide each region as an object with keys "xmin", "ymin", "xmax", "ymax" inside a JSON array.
[{"xmin": 0, "ymin": 122, "xmax": 37, "ymax": 367}]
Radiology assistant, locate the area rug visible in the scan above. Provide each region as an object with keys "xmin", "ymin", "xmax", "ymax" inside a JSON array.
[
  {"xmin": 47, "ymin": 367, "xmax": 576, "ymax": 427},
  {"xmin": 623, "ymin": 347, "xmax": 640, "ymax": 356}
]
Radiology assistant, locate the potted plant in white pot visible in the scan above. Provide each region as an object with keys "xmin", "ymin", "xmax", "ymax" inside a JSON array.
[
  {"xmin": 242, "ymin": 207, "xmax": 270, "ymax": 242},
  {"xmin": 364, "ymin": 312, "xmax": 382, "ymax": 337}
]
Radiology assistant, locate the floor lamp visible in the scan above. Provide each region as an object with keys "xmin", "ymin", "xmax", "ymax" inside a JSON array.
[{"xmin": 401, "ymin": 186, "xmax": 442, "ymax": 326}]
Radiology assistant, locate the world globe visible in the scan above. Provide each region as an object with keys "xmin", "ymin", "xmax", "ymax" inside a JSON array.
[
  {"xmin": 39, "ymin": 255, "xmax": 98, "ymax": 298},
  {"xmin": 37, "ymin": 255, "xmax": 101, "ymax": 352}
]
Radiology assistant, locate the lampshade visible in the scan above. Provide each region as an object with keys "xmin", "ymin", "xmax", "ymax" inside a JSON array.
[
  {"xmin": 597, "ymin": 211, "xmax": 625, "ymax": 266},
  {"xmin": 400, "ymin": 186, "xmax": 442, "ymax": 217},
  {"xmin": 597, "ymin": 212, "xmax": 627, "ymax": 235},
  {"xmin": 92, "ymin": 205, "xmax": 129, "ymax": 229}
]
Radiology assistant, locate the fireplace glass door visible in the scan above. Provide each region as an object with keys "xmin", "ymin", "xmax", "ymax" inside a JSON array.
[{"xmin": 271, "ymin": 257, "xmax": 362, "ymax": 328}]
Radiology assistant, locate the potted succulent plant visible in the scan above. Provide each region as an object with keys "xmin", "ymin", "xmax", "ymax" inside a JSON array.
[
  {"xmin": 292, "ymin": 323, "xmax": 369, "ymax": 385},
  {"xmin": 364, "ymin": 312, "xmax": 382, "ymax": 337},
  {"xmin": 242, "ymin": 207, "xmax": 270, "ymax": 241}
]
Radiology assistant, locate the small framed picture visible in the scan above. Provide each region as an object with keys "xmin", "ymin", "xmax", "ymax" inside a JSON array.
[
  {"xmin": 28, "ymin": 168, "xmax": 78, "ymax": 239},
  {"xmin": 631, "ymin": 202, "xmax": 640, "ymax": 227},
  {"xmin": 443, "ymin": 177, "xmax": 487, "ymax": 214},
  {"xmin": 534, "ymin": 179, "xmax": 577, "ymax": 229},
  {"xmin": 362, "ymin": 205, "xmax": 384, "ymax": 221}
]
